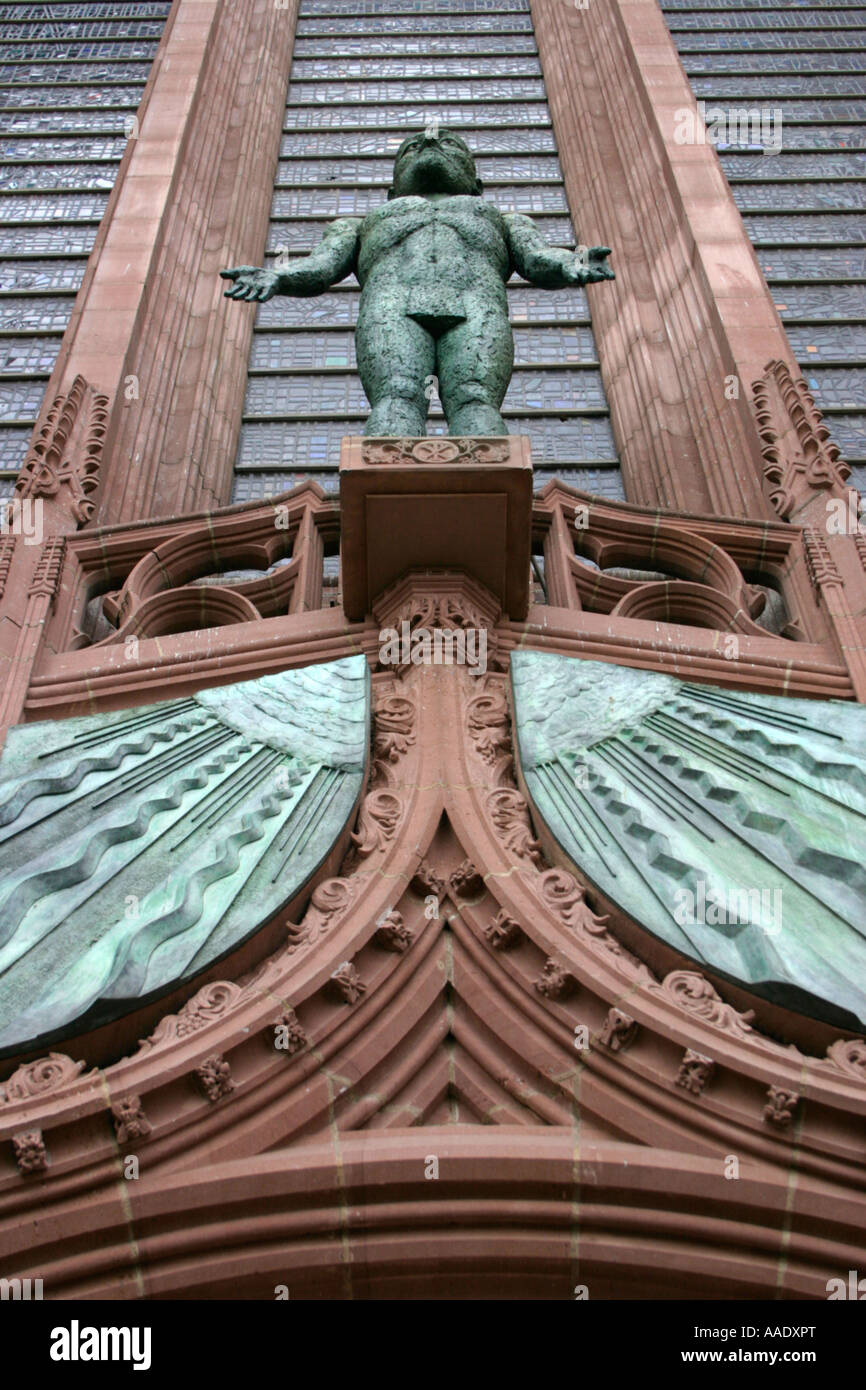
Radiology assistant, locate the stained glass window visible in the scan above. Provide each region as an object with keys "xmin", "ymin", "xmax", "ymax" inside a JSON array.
[
  {"xmin": 0, "ymin": 3, "xmax": 170, "ymax": 487},
  {"xmin": 660, "ymin": 0, "xmax": 866, "ymax": 476}
]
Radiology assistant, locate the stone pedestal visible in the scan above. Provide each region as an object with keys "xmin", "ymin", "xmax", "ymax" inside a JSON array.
[{"xmin": 339, "ymin": 435, "xmax": 533, "ymax": 621}]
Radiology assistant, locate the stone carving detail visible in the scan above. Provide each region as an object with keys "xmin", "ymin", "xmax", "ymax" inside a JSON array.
[
  {"xmin": 484, "ymin": 908, "xmax": 521, "ymax": 951},
  {"xmin": 273, "ymin": 1008, "xmax": 307, "ymax": 1055},
  {"xmin": 825, "ymin": 1038, "xmax": 866, "ymax": 1081},
  {"xmin": 0, "ymin": 535, "xmax": 15, "ymax": 599},
  {"xmin": 534, "ymin": 958, "xmax": 575, "ymax": 1000},
  {"xmin": 411, "ymin": 860, "xmax": 446, "ymax": 898},
  {"xmin": 375, "ymin": 909, "xmax": 414, "ymax": 953},
  {"xmin": 598, "ymin": 1007, "xmax": 638, "ymax": 1053},
  {"xmin": 538, "ymin": 868, "xmax": 608, "ymax": 937},
  {"xmin": 349, "ymin": 789, "xmax": 403, "ymax": 860},
  {"xmin": 14, "ymin": 374, "xmax": 109, "ymax": 525},
  {"xmin": 329, "ymin": 961, "xmax": 366, "ymax": 1004},
  {"xmin": 804, "ymin": 526, "xmax": 842, "ymax": 595},
  {"xmin": 29, "ymin": 535, "xmax": 66, "ymax": 600},
  {"xmin": 141, "ymin": 982, "xmax": 245, "ymax": 1051},
  {"xmin": 363, "ymin": 437, "xmax": 513, "ymax": 467},
  {"xmin": 466, "ymin": 688, "xmax": 512, "ymax": 771},
  {"xmin": 196, "ymin": 1054, "xmax": 234, "ymax": 1103},
  {"xmin": 535, "ymin": 867, "xmax": 654, "ymax": 981},
  {"xmin": 111, "ymin": 1095, "xmax": 151, "ymax": 1145},
  {"xmin": 676, "ymin": 1050, "xmax": 715, "ymax": 1096},
  {"xmin": 288, "ymin": 876, "xmax": 356, "ymax": 954},
  {"xmin": 376, "ymin": 588, "xmax": 501, "ymax": 676},
  {"xmin": 654, "ymin": 972, "xmax": 756, "ymax": 1041},
  {"xmin": 487, "ymin": 788, "xmax": 543, "ymax": 864},
  {"xmin": 0, "ymin": 1053, "xmax": 86, "ymax": 1105},
  {"xmin": 372, "ymin": 694, "xmax": 416, "ymax": 768},
  {"xmin": 449, "ymin": 859, "xmax": 484, "ymax": 897},
  {"xmin": 752, "ymin": 359, "xmax": 850, "ymax": 519},
  {"xmin": 763, "ymin": 1085, "xmax": 799, "ymax": 1129},
  {"xmin": 13, "ymin": 1129, "xmax": 48, "ymax": 1175}
]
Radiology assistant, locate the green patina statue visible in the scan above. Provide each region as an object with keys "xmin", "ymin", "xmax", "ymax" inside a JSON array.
[{"xmin": 221, "ymin": 129, "xmax": 614, "ymax": 436}]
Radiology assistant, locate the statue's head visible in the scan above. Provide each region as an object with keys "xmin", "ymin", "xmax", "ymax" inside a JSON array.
[{"xmin": 388, "ymin": 128, "xmax": 483, "ymax": 200}]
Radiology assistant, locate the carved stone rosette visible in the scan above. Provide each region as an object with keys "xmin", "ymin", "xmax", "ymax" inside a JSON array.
[
  {"xmin": 195, "ymin": 1055, "xmax": 235, "ymax": 1104},
  {"xmin": 763, "ymin": 1085, "xmax": 799, "ymax": 1130},
  {"xmin": 12, "ymin": 1129, "xmax": 48, "ymax": 1175},
  {"xmin": 111, "ymin": 1095, "xmax": 152, "ymax": 1146},
  {"xmin": 675, "ymin": 1050, "xmax": 715, "ymax": 1097}
]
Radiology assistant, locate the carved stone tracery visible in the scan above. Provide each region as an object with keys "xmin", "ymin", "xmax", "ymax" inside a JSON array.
[
  {"xmin": 14, "ymin": 374, "xmax": 109, "ymax": 526},
  {"xmin": 752, "ymin": 359, "xmax": 851, "ymax": 521}
]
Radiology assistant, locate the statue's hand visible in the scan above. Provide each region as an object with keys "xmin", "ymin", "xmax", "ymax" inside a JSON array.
[
  {"xmin": 566, "ymin": 246, "xmax": 615, "ymax": 285},
  {"xmin": 220, "ymin": 266, "xmax": 281, "ymax": 302}
]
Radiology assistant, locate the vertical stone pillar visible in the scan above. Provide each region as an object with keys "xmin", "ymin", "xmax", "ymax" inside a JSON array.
[
  {"xmin": 0, "ymin": 0, "xmax": 299, "ymax": 737},
  {"xmin": 531, "ymin": 0, "xmax": 791, "ymax": 517}
]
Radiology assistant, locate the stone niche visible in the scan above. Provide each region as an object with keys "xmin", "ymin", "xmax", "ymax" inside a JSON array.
[{"xmin": 339, "ymin": 435, "xmax": 533, "ymax": 621}]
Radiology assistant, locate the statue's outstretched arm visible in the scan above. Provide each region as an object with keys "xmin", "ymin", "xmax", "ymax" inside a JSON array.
[
  {"xmin": 503, "ymin": 212, "xmax": 614, "ymax": 289},
  {"xmin": 221, "ymin": 217, "xmax": 362, "ymax": 302}
]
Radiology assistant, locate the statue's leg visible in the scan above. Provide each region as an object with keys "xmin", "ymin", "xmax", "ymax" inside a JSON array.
[
  {"xmin": 436, "ymin": 309, "xmax": 514, "ymax": 436},
  {"xmin": 356, "ymin": 304, "xmax": 435, "ymax": 436}
]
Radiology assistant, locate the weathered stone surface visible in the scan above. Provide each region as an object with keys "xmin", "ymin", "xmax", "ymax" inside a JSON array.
[
  {"xmin": 512, "ymin": 651, "xmax": 866, "ymax": 1030},
  {"xmin": 0, "ymin": 655, "xmax": 369, "ymax": 1055},
  {"xmin": 222, "ymin": 130, "xmax": 613, "ymax": 436}
]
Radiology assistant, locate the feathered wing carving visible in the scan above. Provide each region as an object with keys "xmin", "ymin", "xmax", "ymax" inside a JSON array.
[
  {"xmin": 511, "ymin": 652, "xmax": 866, "ymax": 1030},
  {"xmin": 0, "ymin": 656, "xmax": 369, "ymax": 1053}
]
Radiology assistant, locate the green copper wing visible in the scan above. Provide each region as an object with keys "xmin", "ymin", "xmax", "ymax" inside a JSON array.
[
  {"xmin": 0, "ymin": 655, "xmax": 369, "ymax": 1055},
  {"xmin": 512, "ymin": 651, "xmax": 866, "ymax": 1031}
]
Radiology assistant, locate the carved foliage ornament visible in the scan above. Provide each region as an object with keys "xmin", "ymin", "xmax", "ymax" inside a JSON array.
[
  {"xmin": 141, "ymin": 982, "xmax": 245, "ymax": 1051},
  {"xmin": 111, "ymin": 1095, "xmax": 151, "ymax": 1145},
  {"xmin": 676, "ymin": 1050, "xmax": 715, "ymax": 1096},
  {"xmin": 763, "ymin": 1085, "xmax": 799, "ymax": 1130},
  {"xmin": 196, "ymin": 1054, "xmax": 234, "ymax": 1104},
  {"xmin": 372, "ymin": 694, "xmax": 416, "ymax": 766},
  {"xmin": 287, "ymin": 876, "xmax": 356, "ymax": 955},
  {"xmin": 375, "ymin": 909, "xmax": 414, "ymax": 953},
  {"xmin": 534, "ymin": 958, "xmax": 575, "ymax": 1000},
  {"xmin": 13, "ymin": 1129, "xmax": 48, "ymax": 1175},
  {"xmin": 598, "ymin": 1007, "xmax": 638, "ymax": 1053},
  {"xmin": 329, "ymin": 961, "xmax": 365, "ymax": 1004},
  {"xmin": 273, "ymin": 1008, "xmax": 308, "ymax": 1055},
  {"xmin": 0, "ymin": 1053, "xmax": 86, "ymax": 1105},
  {"xmin": 486, "ymin": 788, "xmax": 543, "ymax": 865},
  {"xmin": 466, "ymin": 688, "xmax": 512, "ymax": 771}
]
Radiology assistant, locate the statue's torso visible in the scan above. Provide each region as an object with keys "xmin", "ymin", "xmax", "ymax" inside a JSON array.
[{"xmin": 357, "ymin": 196, "xmax": 510, "ymax": 308}]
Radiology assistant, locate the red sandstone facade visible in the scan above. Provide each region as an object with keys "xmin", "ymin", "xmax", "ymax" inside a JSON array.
[{"xmin": 0, "ymin": 0, "xmax": 864, "ymax": 1301}]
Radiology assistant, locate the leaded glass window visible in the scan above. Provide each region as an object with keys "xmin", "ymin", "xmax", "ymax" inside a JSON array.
[
  {"xmin": 0, "ymin": 1, "xmax": 169, "ymax": 488},
  {"xmin": 660, "ymin": 0, "xmax": 866, "ymax": 477}
]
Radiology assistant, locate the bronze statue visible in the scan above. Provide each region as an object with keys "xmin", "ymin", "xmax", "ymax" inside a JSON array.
[{"xmin": 221, "ymin": 129, "xmax": 614, "ymax": 436}]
